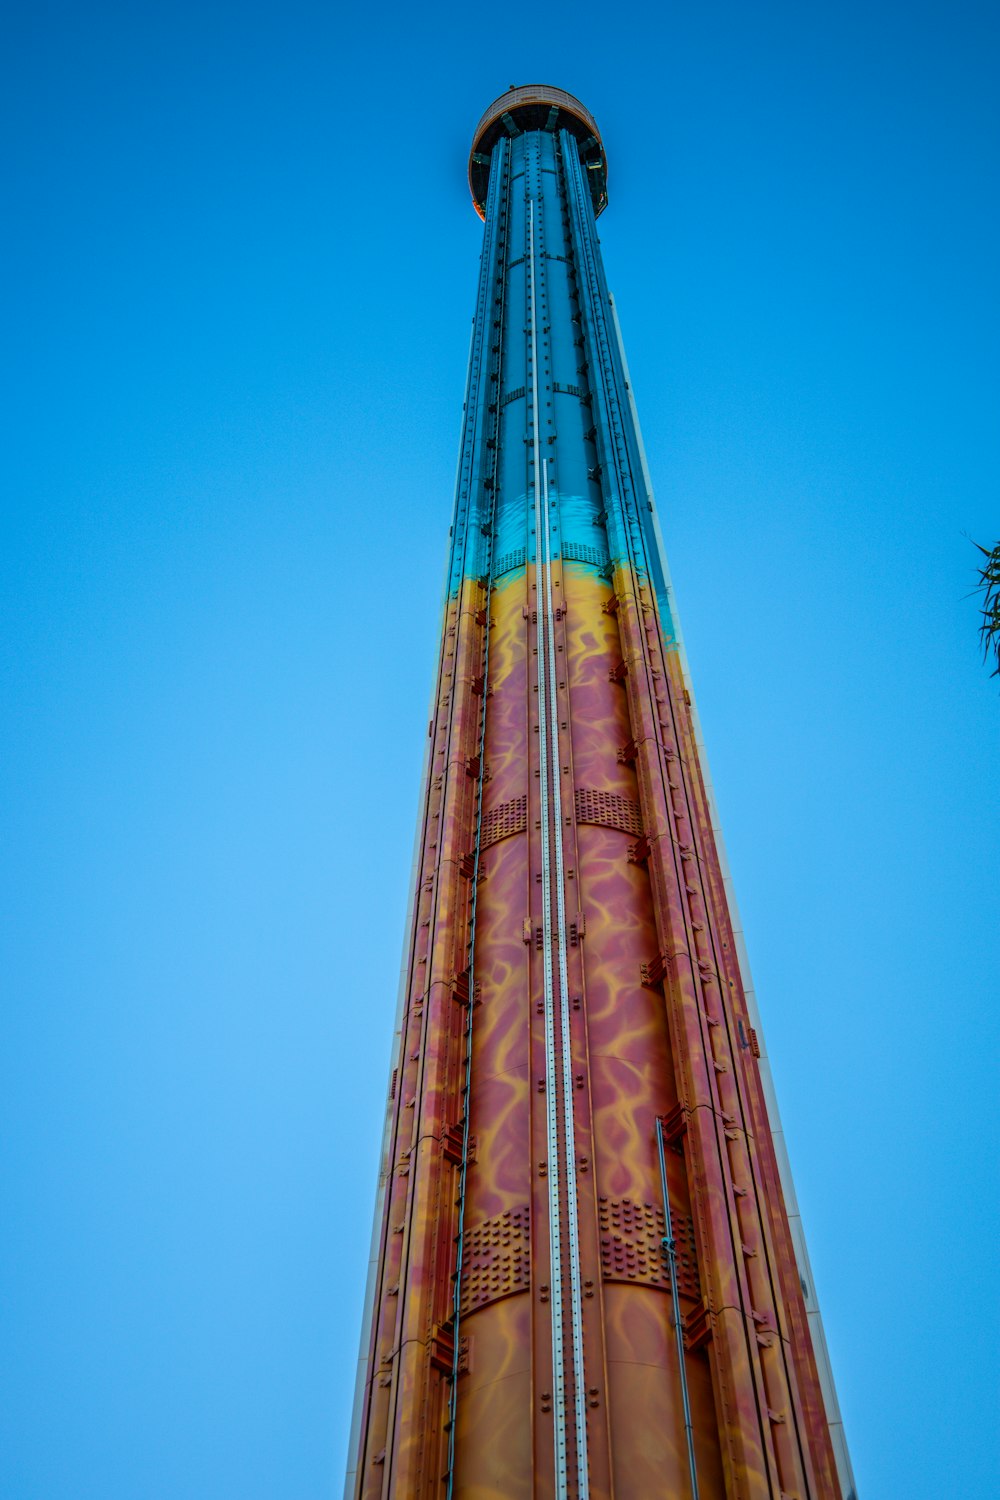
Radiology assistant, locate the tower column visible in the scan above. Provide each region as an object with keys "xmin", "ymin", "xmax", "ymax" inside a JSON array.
[{"xmin": 346, "ymin": 85, "xmax": 854, "ymax": 1500}]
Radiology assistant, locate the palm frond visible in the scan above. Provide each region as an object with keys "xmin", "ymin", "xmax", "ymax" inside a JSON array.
[{"xmin": 973, "ymin": 538, "xmax": 1000, "ymax": 679}]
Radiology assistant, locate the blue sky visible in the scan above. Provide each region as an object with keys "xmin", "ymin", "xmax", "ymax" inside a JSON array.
[{"xmin": 2, "ymin": 2, "xmax": 997, "ymax": 1496}]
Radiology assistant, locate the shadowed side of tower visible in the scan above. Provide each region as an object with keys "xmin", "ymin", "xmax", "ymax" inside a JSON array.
[{"xmin": 345, "ymin": 86, "xmax": 855, "ymax": 1500}]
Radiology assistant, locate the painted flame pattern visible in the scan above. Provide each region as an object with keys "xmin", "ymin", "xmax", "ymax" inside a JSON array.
[{"xmin": 352, "ymin": 556, "xmax": 841, "ymax": 1499}]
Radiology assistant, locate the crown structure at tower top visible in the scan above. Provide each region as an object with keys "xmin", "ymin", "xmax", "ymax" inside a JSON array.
[{"xmin": 468, "ymin": 84, "xmax": 608, "ymax": 220}]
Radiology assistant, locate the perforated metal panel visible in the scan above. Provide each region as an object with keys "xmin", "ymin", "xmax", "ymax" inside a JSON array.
[
  {"xmin": 494, "ymin": 547, "xmax": 526, "ymax": 577},
  {"xmin": 574, "ymin": 787, "xmax": 644, "ymax": 837},
  {"xmin": 562, "ymin": 541, "xmax": 607, "ymax": 566},
  {"xmin": 480, "ymin": 794, "xmax": 528, "ymax": 850},
  {"xmin": 459, "ymin": 1205, "xmax": 531, "ymax": 1315},
  {"xmin": 598, "ymin": 1197, "xmax": 700, "ymax": 1301}
]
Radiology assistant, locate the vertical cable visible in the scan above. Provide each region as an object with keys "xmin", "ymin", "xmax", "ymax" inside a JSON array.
[
  {"xmin": 445, "ymin": 137, "xmax": 509, "ymax": 1500},
  {"xmin": 656, "ymin": 1119, "xmax": 701, "ymax": 1500}
]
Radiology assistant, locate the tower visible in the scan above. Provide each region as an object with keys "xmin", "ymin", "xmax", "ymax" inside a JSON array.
[{"xmin": 345, "ymin": 85, "xmax": 854, "ymax": 1500}]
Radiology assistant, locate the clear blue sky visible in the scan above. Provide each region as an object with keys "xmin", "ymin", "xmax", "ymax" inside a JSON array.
[{"xmin": 3, "ymin": 2, "xmax": 997, "ymax": 1496}]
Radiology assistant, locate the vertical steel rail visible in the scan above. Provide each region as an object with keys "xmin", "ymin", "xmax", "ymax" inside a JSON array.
[
  {"xmin": 656, "ymin": 1118, "xmax": 701, "ymax": 1500},
  {"xmin": 529, "ymin": 195, "xmax": 570, "ymax": 1500},
  {"xmin": 445, "ymin": 136, "xmax": 509, "ymax": 1500},
  {"xmin": 541, "ymin": 457, "xmax": 590, "ymax": 1500}
]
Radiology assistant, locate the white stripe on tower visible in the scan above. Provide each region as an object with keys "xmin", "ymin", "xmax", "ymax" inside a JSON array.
[{"xmin": 529, "ymin": 195, "xmax": 569, "ymax": 1500}]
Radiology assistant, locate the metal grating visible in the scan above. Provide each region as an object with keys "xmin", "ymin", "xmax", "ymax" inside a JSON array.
[
  {"xmin": 575, "ymin": 787, "xmax": 643, "ymax": 837},
  {"xmin": 598, "ymin": 1197, "xmax": 700, "ymax": 1300},
  {"xmin": 459, "ymin": 1205, "xmax": 531, "ymax": 1315},
  {"xmin": 494, "ymin": 548, "xmax": 526, "ymax": 576},
  {"xmin": 480, "ymin": 795, "xmax": 528, "ymax": 850},
  {"xmin": 562, "ymin": 541, "xmax": 607, "ymax": 566},
  {"xmin": 502, "ymin": 385, "xmax": 526, "ymax": 406}
]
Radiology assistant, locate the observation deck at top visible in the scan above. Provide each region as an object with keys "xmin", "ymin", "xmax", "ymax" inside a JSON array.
[{"xmin": 468, "ymin": 84, "xmax": 608, "ymax": 220}]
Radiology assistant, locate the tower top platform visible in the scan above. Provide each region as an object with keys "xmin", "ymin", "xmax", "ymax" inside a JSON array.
[{"xmin": 469, "ymin": 85, "xmax": 608, "ymax": 220}]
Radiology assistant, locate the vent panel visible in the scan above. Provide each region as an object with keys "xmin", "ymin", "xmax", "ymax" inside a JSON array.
[
  {"xmin": 480, "ymin": 795, "xmax": 528, "ymax": 850},
  {"xmin": 598, "ymin": 1197, "xmax": 700, "ymax": 1300},
  {"xmin": 460, "ymin": 1205, "xmax": 531, "ymax": 1315},
  {"xmin": 575, "ymin": 787, "xmax": 643, "ymax": 837},
  {"xmin": 494, "ymin": 548, "xmax": 526, "ymax": 576},
  {"xmin": 562, "ymin": 541, "xmax": 607, "ymax": 567}
]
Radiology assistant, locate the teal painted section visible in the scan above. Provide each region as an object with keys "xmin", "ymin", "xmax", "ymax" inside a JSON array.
[
  {"xmin": 451, "ymin": 123, "xmax": 677, "ymax": 653},
  {"xmin": 454, "ymin": 128, "xmax": 609, "ymax": 590},
  {"xmin": 556, "ymin": 130, "xmax": 680, "ymax": 646},
  {"xmin": 445, "ymin": 137, "xmax": 509, "ymax": 600}
]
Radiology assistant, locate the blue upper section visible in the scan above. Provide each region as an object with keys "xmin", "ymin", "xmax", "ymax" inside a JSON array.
[{"xmin": 446, "ymin": 125, "xmax": 677, "ymax": 649}]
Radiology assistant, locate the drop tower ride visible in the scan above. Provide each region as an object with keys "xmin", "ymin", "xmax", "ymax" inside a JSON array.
[{"xmin": 345, "ymin": 86, "xmax": 854, "ymax": 1500}]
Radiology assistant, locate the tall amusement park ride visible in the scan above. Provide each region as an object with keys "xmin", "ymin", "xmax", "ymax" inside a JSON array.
[{"xmin": 345, "ymin": 86, "xmax": 855, "ymax": 1500}]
